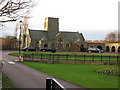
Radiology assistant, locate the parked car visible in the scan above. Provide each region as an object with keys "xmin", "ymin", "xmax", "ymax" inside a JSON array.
[
  {"xmin": 23, "ymin": 47, "xmax": 37, "ymax": 51},
  {"xmin": 40, "ymin": 48, "xmax": 56, "ymax": 53},
  {"xmin": 87, "ymin": 48, "xmax": 103, "ymax": 53}
]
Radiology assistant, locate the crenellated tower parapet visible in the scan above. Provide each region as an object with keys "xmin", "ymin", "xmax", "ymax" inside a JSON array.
[{"xmin": 44, "ymin": 17, "xmax": 59, "ymax": 32}]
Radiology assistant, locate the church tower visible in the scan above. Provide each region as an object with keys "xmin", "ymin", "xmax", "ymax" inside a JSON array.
[{"xmin": 44, "ymin": 17, "xmax": 59, "ymax": 32}]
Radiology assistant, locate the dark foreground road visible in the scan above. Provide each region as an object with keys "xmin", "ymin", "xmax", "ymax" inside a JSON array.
[{"xmin": 1, "ymin": 51, "xmax": 88, "ymax": 89}]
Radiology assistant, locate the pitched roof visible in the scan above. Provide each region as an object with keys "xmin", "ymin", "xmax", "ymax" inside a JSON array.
[
  {"xmin": 29, "ymin": 29, "xmax": 85, "ymax": 42},
  {"xmin": 29, "ymin": 29, "xmax": 48, "ymax": 41},
  {"xmin": 47, "ymin": 31, "xmax": 58, "ymax": 40},
  {"xmin": 57, "ymin": 31, "xmax": 84, "ymax": 41}
]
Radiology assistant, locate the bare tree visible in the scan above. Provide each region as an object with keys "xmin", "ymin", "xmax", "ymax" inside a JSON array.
[
  {"xmin": 69, "ymin": 42, "xmax": 80, "ymax": 52},
  {"xmin": 2, "ymin": 35, "xmax": 17, "ymax": 50},
  {"xmin": 0, "ymin": 0, "xmax": 36, "ymax": 23},
  {"xmin": 105, "ymin": 30, "xmax": 120, "ymax": 42}
]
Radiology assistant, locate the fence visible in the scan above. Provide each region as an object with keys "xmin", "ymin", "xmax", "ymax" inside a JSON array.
[
  {"xmin": 46, "ymin": 78, "xmax": 66, "ymax": 90},
  {"xmin": 23, "ymin": 53, "xmax": 120, "ymax": 64}
]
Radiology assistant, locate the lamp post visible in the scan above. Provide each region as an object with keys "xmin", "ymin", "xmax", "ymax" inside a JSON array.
[{"xmin": 19, "ymin": 20, "xmax": 22, "ymax": 56}]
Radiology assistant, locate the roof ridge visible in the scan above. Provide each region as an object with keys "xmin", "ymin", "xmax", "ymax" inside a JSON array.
[
  {"xmin": 29, "ymin": 29, "xmax": 47, "ymax": 32},
  {"xmin": 60, "ymin": 31, "xmax": 78, "ymax": 33}
]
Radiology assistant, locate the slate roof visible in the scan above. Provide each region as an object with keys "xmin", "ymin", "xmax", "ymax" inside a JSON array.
[
  {"xmin": 29, "ymin": 29, "xmax": 85, "ymax": 42},
  {"xmin": 29, "ymin": 29, "xmax": 48, "ymax": 41},
  {"xmin": 47, "ymin": 31, "xmax": 58, "ymax": 40},
  {"xmin": 56, "ymin": 31, "xmax": 85, "ymax": 41}
]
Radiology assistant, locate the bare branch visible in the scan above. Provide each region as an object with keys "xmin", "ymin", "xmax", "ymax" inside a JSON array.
[
  {"xmin": 0, "ymin": 19, "xmax": 16, "ymax": 22},
  {"xmin": 0, "ymin": 0, "xmax": 36, "ymax": 23},
  {"xmin": 105, "ymin": 30, "xmax": 120, "ymax": 42}
]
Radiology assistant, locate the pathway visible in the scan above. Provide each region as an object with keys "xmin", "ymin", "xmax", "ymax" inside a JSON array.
[{"xmin": 1, "ymin": 51, "xmax": 88, "ymax": 89}]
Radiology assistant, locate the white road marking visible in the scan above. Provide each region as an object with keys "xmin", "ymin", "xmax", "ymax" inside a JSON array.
[{"xmin": 8, "ymin": 61, "xmax": 15, "ymax": 64}]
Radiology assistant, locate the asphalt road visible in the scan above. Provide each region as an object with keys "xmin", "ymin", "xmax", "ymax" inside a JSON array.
[{"xmin": 1, "ymin": 51, "xmax": 88, "ymax": 89}]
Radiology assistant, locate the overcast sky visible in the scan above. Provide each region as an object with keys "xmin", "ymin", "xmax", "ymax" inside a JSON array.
[{"xmin": 1, "ymin": 0, "xmax": 119, "ymax": 40}]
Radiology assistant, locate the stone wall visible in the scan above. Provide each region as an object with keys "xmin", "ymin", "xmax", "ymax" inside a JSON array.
[
  {"xmin": 105, "ymin": 43, "xmax": 120, "ymax": 52},
  {"xmin": 87, "ymin": 42, "xmax": 120, "ymax": 52}
]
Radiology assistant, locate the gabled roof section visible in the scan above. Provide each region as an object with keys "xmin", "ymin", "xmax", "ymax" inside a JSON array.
[
  {"xmin": 57, "ymin": 31, "xmax": 84, "ymax": 41},
  {"xmin": 79, "ymin": 33, "xmax": 85, "ymax": 41},
  {"xmin": 29, "ymin": 29, "xmax": 48, "ymax": 40},
  {"xmin": 28, "ymin": 29, "xmax": 85, "ymax": 42},
  {"xmin": 47, "ymin": 31, "xmax": 58, "ymax": 40}
]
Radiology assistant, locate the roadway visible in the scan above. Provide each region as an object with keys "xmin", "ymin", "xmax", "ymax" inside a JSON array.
[{"xmin": 1, "ymin": 51, "xmax": 88, "ymax": 89}]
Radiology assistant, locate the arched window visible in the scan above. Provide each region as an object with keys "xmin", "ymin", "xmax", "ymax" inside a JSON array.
[
  {"xmin": 23, "ymin": 35, "xmax": 26, "ymax": 43},
  {"xmin": 80, "ymin": 44, "xmax": 85, "ymax": 52},
  {"xmin": 66, "ymin": 43, "xmax": 70, "ymax": 47},
  {"xmin": 97, "ymin": 45, "xmax": 102, "ymax": 50},
  {"xmin": 118, "ymin": 46, "xmax": 120, "ymax": 52},
  {"xmin": 58, "ymin": 38, "xmax": 63, "ymax": 47},
  {"xmin": 111, "ymin": 46, "xmax": 115, "ymax": 52},
  {"xmin": 44, "ymin": 44, "xmax": 48, "ymax": 47},
  {"xmin": 106, "ymin": 46, "xmax": 109, "ymax": 52},
  {"xmin": 58, "ymin": 38, "xmax": 63, "ymax": 43}
]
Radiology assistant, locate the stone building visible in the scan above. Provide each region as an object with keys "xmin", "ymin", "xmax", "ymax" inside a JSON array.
[
  {"xmin": 17, "ymin": 17, "xmax": 120, "ymax": 53},
  {"xmin": 86, "ymin": 41, "xmax": 120, "ymax": 53},
  {"xmin": 21, "ymin": 17, "xmax": 85, "ymax": 51},
  {"xmin": 105, "ymin": 43, "xmax": 120, "ymax": 52},
  {"xmin": 87, "ymin": 42, "xmax": 105, "ymax": 51}
]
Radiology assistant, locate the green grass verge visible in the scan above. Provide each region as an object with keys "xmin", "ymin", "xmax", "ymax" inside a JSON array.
[
  {"xmin": 2, "ymin": 73, "xmax": 16, "ymax": 88},
  {"xmin": 9, "ymin": 52, "xmax": 119, "ymax": 61},
  {"xmin": 20, "ymin": 62, "xmax": 119, "ymax": 88},
  {"xmin": 9, "ymin": 51, "xmax": 119, "ymax": 56}
]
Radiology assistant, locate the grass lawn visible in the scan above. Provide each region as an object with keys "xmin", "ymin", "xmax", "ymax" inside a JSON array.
[
  {"xmin": 2, "ymin": 73, "xmax": 16, "ymax": 88},
  {"xmin": 9, "ymin": 52, "xmax": 120, "ymax": 61},
  {"xmin": 9, "ymin": 51, "xmax": 119, "ymax": 56},
  {"xmin": 20, "ymin": 62, "xmax": 119, "ymax": 88}
]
